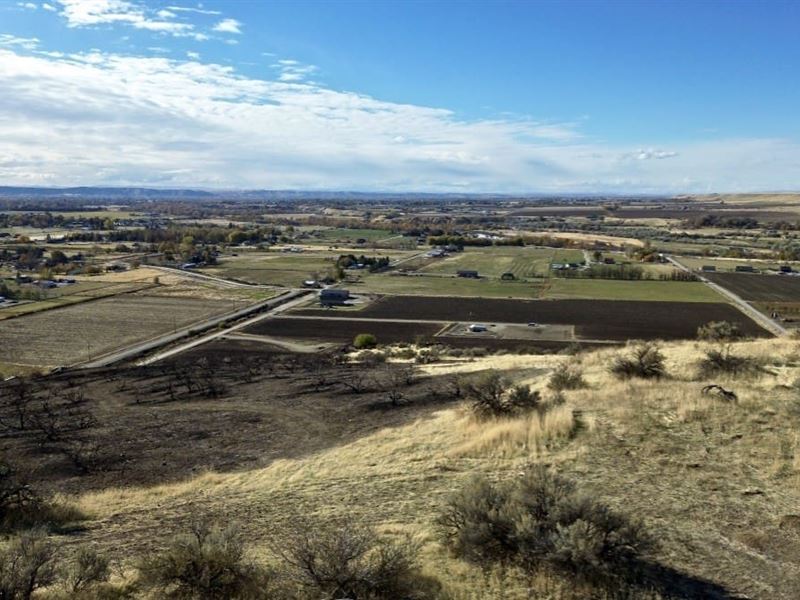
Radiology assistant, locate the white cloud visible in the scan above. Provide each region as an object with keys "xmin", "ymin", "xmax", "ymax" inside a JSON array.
[
  {"xmin": 54, "ymin": 0, "xmax": 215, "ymax": 39},
  {"xmin": 212, "ymin": 18, "xmax": 241, "ymax": 34},
  {"xmin": 41, "ymin": 3, "xmax": 57, "ymax": 11},
  {"xmin": 273, "ymin": 59, "xmax": 318, "ymax": 82},
  {"xmin": 0, "ymin": 47, "xmax": 797, "ymax": 192},
  {"xmin": 627, "ymin": 148, "xmax": 679, "ymax": 161},
  {"xmin": 186, "ymin": 50, "xmax": 200, "ymax": 60},
  {"xmin": 17, "ymin": 2, "xmax": 38, "ymax": 9},
  {"xmin": 0, "ymin": 34, "xmax": 39, "ymax": 50}
]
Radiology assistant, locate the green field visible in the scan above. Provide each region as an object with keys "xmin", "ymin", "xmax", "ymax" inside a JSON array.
[
  {"xmin": 545, "ymin": 278, "xmax": 726, "ymax": 302},
  {"xmin": 302, "ymin": 227, "xmax": 397, "ymax": 244},
  {"xmin": 200, "ymin": 250, "xmax": 416, "ymax": 286},
  {"xmin": 350, "ymin": 273, "xmax": 546, "ymax": 298},
  {"xmin": 419, "ymin": 246, "xmax": 585, "ymax": 279},
  {"xmin": 349, "ymin": 270, "xmax": 726, "ymax": 302}
]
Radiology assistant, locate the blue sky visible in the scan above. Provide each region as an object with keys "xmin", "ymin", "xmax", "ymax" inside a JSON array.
[{"xmin": 0, "ymin": 0, "xmax": 798, "ymax": 192}]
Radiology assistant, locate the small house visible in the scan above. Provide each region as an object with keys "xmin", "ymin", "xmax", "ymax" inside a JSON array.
[
  {"xmin": 457, "ymin": 270, "xmax": 479, "ymax": 279},
  {"xmin": 735, "ymin": 265, "xmax": 755, "ymax": 273},
  {"xmin": 320, "ymin": 289, "xmax": 350, "ymax": 306}
]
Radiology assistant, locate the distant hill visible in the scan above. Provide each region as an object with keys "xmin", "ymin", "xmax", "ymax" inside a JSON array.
[{"xmin": 0, "ymin": 186, "xmax": 663, "ymax": 202}]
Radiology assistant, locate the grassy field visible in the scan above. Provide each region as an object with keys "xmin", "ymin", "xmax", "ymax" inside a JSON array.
[
  {"xmin": 201, "ymin": 250, "xmax": 415, "ymax": 286},
  {"xmin": 350, "ymin": 272, "xmax": 546, "ymax": 298},
  {"xmin": 302, "ymin": 227, "xmax": 397, "ymax": 244},
  {"xmin": 0, "ymin": 293, "xmax": 245, "ymax": 369},
  {"xmin": 419, "ymin": 246, "xmax": 584, "ymax": 279},
  {"xmin": 350, "ymin": 271, "xmax": 726, "ymax": 302},
  {"xmin": 0, "ymin": 281, "xmax": 154, "ymax": 320},
  {"xmin": 545, "ymin": 277, "xmax": 726, "ymax": 302}
]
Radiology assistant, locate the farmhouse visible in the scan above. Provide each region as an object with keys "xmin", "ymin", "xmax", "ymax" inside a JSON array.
[
  {"xmin": 457, "ymin": 270, "xmax": 479, "ymax": 279},
  {"xmin": 320, "ymin": 289, "xmax": 350, "ymax": 306}
]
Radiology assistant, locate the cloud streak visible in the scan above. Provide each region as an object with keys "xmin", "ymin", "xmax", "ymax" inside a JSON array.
[
  {"xmin": 0, "ymin": 47, "xmax": 797, "ymax": 192},
  {"xmin": 53, "ymin": 0, "xmax": 224, "ymax": 41}
]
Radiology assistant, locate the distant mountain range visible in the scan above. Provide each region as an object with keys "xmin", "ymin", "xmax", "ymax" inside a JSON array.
[{"xmin": 0, "ymin": 186, "xmax": 664, "ymax": 202}]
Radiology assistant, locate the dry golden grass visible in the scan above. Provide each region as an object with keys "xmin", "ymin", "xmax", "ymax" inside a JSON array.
[
  {"xmin": 61, "ymin": 336, "xmax": 800, "ymax": 598},
  {"xmin": 452, "ymin": 404, "xmax": 581, "ymax": 458}
]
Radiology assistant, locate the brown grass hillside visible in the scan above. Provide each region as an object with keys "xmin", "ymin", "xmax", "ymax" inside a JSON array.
[{"xmin": 18, "ymin": 338, "xmax": 787, "ymax": 598}]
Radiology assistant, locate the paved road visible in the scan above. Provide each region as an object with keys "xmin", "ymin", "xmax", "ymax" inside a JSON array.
[
  {"xmin": 666, "ymin": 255, "xmax": 787, "ymax": 337},
  {"xmin": 150, "ymin": 265, "xmax": 280, "ymax": 290},
  {"xmin": 77, "ymin": 290, "xmax": 311, "ymax": 368},
  {"xmin": 135, "ymin": 291, "xmax": 314, "ymax": 365}
]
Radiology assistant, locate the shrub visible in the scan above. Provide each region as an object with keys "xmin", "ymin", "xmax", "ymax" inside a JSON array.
[
  {"xmin": 60, "ymin": 547, "xmax": 110, "ymax": 595},
  {"xmin": 353, "ymin": 333, "xmax": 378, "ymax": 349},
  {"xmin": 356, "ymin": 350, "xmax": 386, "ymax": 365},
  {"xmin": 137, "ymin": 523, "xmax": 272, "ymax": 599},
  {"xmin": 610, "ymin": 343, "xmax": 666, "ymax": 380},
  {"xmin": 392, "ymin": 347, "xmax": 417, "ymax": 360},
  {"xmin": 0, "ymin": 528, "xmax": 57, "ymax": 600},
  {"xmin": 438, "ymin": 467, "xmax": 653, "ymax": 591},
  {"xmin": 415, "ymin": 347, "xmax": 441, "ymax": 364},
  {"xmin": 547, "ymin": 365, "xmax": 586, "ymax": 391},
  {"xmin": 0, "ymin": 457, "xmax": 83, "ymax": 534},
  {"xmin": 465, "ymin": 372, "xmax": 542, "ymax": 419},
  {"xmin": 697, "ymin": 320, "xmax": 743, "ymax": 343},
  {"xmin": 698, "ymin": 349, "xmax": 760, "ymax": 378},
  {"xmin": 273, "ymin": 517, "xmax": 440, "ymax": 600}
]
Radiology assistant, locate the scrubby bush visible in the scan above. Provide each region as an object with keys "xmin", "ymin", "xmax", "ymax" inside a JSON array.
[
  {"xmin": 696, "ymin": 320, "xmax": 759, "ymax": 378},
  {"xmin": 59, "ymin": 547, "xmax": 110, "ymax": 596},
  {"xmin": 697, "ymin": 320, "xmax": 741, "ymax": 343},
  {"xmin": 610, "ymin": 343, "xmax": 666, "ymax": 380},
  {"xmin": 353, "ymin": 333, "xmax": 378, "ymax": 349},
  {"xmin": 392, "ymin": 347, "xmax": 417, "ymax": 360},
  {"xmin": 138, "ymin": 523, "xmax": 272, "ymax": 599},
  {"xmin": 466, "ymin": 372, "xmax": 542, "ymax": 419},
  {"xmin": 547, "ymin": 365, "xmax": 587, "ymax": 391},
  {"xmin": 438, "ymin": 467, "xmax": 654, "ymax": 592},
  {"xmin": 273, "ymin": 517, "xmax": 440, "ymax": 600},
  {"xmin": 0, "ymin": 528, "xmax": 57, "ymax": 600},
  {"xmin": 356, "ymin": 350, "xmax": 386, "ymax": 365},
  {"xmin": 415, "ymin": 347, "xmax": 441, "ymax": 364},
  {"xmin": 0, "ymin": 457, "xmax": 83, "ymax": 533},
  {"xmin": 698, "ymin": 349, "xmax": 760, "ymax": 378}
]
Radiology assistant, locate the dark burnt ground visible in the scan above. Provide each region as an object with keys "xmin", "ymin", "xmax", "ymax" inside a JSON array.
[
  {"xmin": 295, "ymin": 297, "xmax": 770, "ymax": 341},
  {"xmin": 246, "ymin": 318, "xmax": 444, "ymax": 345},
  {"xmin": 704, "ymin": 272, "xmax": 800, "ymax": 302},
  {"xmin": 0, "ymin": 345, "xmax": 461, "ymax": 495},
  {"xmin": 245, "ymin": 316, "xmax": 606, "ymax": 352}
]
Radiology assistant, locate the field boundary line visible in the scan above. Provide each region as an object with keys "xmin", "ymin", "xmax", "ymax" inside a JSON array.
[
  {"xmin": 74, "ymin": 290, "xmax": 311, "ymax": 369},
  {"xmin": 666, "ymin": 255, "xmax": 787, "ymax": 337}
]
